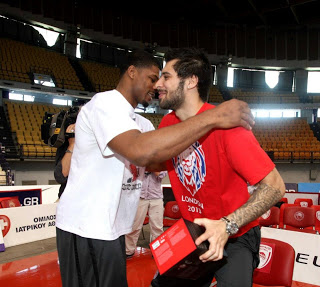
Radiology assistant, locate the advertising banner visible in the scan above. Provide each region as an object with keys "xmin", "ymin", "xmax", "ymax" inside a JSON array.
[
  {"xmin": 261, "ymin": 227, "xmax": 320, "ymax": 285},
  {"xmin": 0, "ymin": 188, "xmax": 42, "ymax": 206},
  {"xmin": 0, "ymin": 203, "xmax": 57, "ymax": 248},
  {"xmin": 298, "ymin": 183, "xmax": 320, "ymax": 193},
  {"xmin": 0, "ymin": 185, "xmax": 60, "ymax": 204},
  {"xmin": 0, "ymin": 227, "xmax": 4, "ymax": 252},
  {"xmin": 285, "ymin": 183, "xmax": 298, "ymax": 192}
]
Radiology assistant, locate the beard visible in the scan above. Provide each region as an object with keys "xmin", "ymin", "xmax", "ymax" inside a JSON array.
[
  {"xmin": 159, "ymin": 80, "xmax": 185, "ymax": 110},
  {"xmin": 141, "ymin": 100, "xmax": 149, "ymax": 108}
]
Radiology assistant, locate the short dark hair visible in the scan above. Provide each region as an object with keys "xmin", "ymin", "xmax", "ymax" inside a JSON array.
[
  {"xmin": 119, "ymin": 50, "xmax": 162, "ymax": 77},
  {"xmin": 164, "ymin": 47, "xmax": 213, "ymax": 102}
]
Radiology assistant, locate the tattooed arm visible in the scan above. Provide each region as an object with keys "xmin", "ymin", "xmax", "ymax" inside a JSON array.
[
  {"xmin": 227, "ymin": 167, "xmax": 285, "ymax": 227},
  {"xmin": 194, "ymin": 167, "xmax": 285, "ymax": 263}
]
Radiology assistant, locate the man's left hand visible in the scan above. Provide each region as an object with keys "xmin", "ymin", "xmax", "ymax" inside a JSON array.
[{"xmin": 193, "ymin": 218, "xmax": 229, "ymax": 262}]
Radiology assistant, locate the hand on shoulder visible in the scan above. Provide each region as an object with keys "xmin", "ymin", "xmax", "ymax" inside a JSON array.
[{"xmin": 213, "ymin": 99, "xmax": 255, "ymax": 130}]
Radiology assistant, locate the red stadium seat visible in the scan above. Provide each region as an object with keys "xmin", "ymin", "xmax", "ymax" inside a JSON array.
[
  {"xmin": 283, "ymin": 206, "xmax": 317, "ymax": 234},
  {"xmin": 0, "ymin": 196, "xmax": 21, "ymax": 208},
  {"xmin": 258, "ymin": 206, "xmax": 280, "ymax": 228},
  {"xmin": 253, "ymin": 238, "xmax": 295, "ymax": 287},
  {"xmin": 294, "ymin": 198, "xmax": 313, "ymax": 207},
  {"xmin": 311, "ymin": 205, "xmax": 320, "ymax": 233},
  {"xmin": 279, "ymin": 203, "xmax": 299, "ymax": 228},
  {"xmin": 163, "ymin": 201, "xmax": 182, "ymax": 227}
]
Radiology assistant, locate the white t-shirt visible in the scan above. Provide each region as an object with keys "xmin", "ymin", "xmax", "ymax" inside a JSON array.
[{"xmin": 56, "ymin": 90, "xmax": 154, "ymax": 240}]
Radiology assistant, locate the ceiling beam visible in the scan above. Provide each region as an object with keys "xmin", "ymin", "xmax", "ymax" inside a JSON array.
[
  {"xmin": 261, "ymin": 0, "xmax": 318, "ymax": 14},
  {"xmin": 214, "ymin": 0, "xmax": 229, "ymax": 18},
  {"xmin": 247, "ymin": 0, "xmax": 267, "ymax": 25},
  {"xmin": 287, "ymin": 0, "xmax": 300, "ymax": 24}
]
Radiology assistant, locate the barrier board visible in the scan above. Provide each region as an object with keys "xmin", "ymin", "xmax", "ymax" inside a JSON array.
[
  {"xmin": 285, "ymin": 183, "xmax": 298, "ymax": 192},
  {"xmin": 261, "ymin": 227, "xmax": 320, "ymax": 286},
  {"xmin": 0, "ymin": 227, "xmax": 4, "ymax": 252},
  {"xmin": 298, "ymin": 183, "xmax": 320, "ymax": 193},
  {"xmin": 284, "ymin": 192, "xmax": 320, "ymax": 205},
  {"xmin": 0, "ymin": 203, "xmax": 57, "ymax": 248},
  {"xmin": 0, "ymin": 188, "xmax": 42, "ymax": 206},
  {"xmin": 0, "ymin": 185, "xmax": 60, "ymax": 204}
]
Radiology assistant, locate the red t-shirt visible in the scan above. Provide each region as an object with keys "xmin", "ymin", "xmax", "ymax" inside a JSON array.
[{"xmin": 159, "ymin": 103, "xmax": 275, "ymax": 237}]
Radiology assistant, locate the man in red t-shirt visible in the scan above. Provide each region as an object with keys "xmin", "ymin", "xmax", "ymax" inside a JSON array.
[{"xmin": 150, "ymin": 48, "xmax": 285, "ymax": 287}]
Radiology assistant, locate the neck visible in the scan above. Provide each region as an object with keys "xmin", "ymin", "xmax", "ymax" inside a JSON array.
[
  {"xmin": 116, "ymin": 81, "xmax": 137, "ymax": 109},
  {"xmin": 175, "ymin": 97, "xmax": 205, "ymax": 121}
]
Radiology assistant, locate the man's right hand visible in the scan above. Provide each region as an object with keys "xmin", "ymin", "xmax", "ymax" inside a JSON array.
[{"xmin": 213, "ymin": 99, "xmax": 255, "ymax": 130}]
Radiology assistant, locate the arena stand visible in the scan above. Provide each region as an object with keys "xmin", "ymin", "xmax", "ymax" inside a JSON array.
[
  {"xmin": 0, "ymin": 4, "xmax": 320, "ymax": 286},
  {"xmin": 0, "ymin": 38, "xmax": 84, "ymax": 91},
  {"xmin": 230, "ymin": 88, "xmax": 301, "ymax": 104},
  {"xmin": 5, "ymin": 100, "xmax": 63, "ymax": 159},
  {"xmin": 252, "ymin": 117, "xmax": 320, "ymax": 162},
  {"xmin": 79, "ymin": 60, "xmax": 120, "ymax": 92}
]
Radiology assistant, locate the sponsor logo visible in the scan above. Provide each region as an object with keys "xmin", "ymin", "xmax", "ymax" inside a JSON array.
[
  {"xmin": 296, "ymin": 253, "xmax": 320, "ymax": 267},
  {"xmin": 172, "ymin": 204, "xmax": 179, "ymax": 213},
  {"xmin": 294, "ymin": 211, "xmax": 304, "ymax": 221},
  {"xmin": 300, "ymin": 201, "xmax": 308, "ymax": 207},
  {"xmin": 316, "ymin": 211, "xmax": 320, "ymax": 221},
  {"xmin": 122, "ymin": 161, "xmax": 142, "ymax": 191},
  {"xmin": 172, "ymin": 141, "xmax": 206, "ymax": 197},
  {"xmin": 258, "ymin": 244, "xmax": 273, "ymax": 271},
  {"xmin": 129, "ymin": 164, "xmax": 139, "ymax": 182},
  {"xmin": 23, "ymin": 197, "xmax": 39, "ymax": 205},
  {"xmin": 0, "ymin": 215, "xmax": 10, "ymax": 237},
  {"xmin": 8, "ymin": 200, "xmax": 17, "ymax": 207}
]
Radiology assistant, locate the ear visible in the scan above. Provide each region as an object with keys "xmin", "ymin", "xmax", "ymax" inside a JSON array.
[
  {"xmin": 127, "ymin": 65, "xmax": 136, "ymax": 79},
  {"xmin": 187, "ymin": 75, "xmax": 198, "ymax": 89}
]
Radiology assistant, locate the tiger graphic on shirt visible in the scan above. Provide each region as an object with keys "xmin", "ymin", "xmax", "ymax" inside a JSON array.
[{"xmin": 172, "ymin": 141, "xmax": 206, "ymax": 197}]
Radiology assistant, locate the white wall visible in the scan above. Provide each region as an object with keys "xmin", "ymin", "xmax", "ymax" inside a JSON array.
[
  {"xmin": 275, "ymin": 162, "xmax": 320, "ymax": 183},
  {"xmin": 8, "ymin": 161, "xmax": 56, "ymax": 186}
]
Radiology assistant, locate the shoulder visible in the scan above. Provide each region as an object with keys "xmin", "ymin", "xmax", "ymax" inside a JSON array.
[
  {"xmin": 201, "ymin": 102, "xmax": 215, "ymax": 112},
  {"xmin": 91, "ymin": 90, "xmax": 119, "ymax": 104},
  {"xmin": 135, "ymin": 113, "xmax": 155, "ymax": 131},
  {"xmin": 159, "ymin": 111, "xmax": 179, "ymax": 128},
  {"xmin": 216, "ymin": 126, "xmax": 258, "ymax": 153},
  {"xmin": 84, "ymin": 91, "xmax": 112, "ymax": 111},
  {"xmin": 85, "ymin": 90, "xmax": 132, "ymax": 116},
  {"xmin": 214, "ymin": 125, "xmax": 253, "ymax": 140}
]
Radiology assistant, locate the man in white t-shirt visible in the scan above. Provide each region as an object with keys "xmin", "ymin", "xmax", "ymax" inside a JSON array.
[{"xmin": 56, "ymin": 50, "xmax": 256, "ymax": 287}]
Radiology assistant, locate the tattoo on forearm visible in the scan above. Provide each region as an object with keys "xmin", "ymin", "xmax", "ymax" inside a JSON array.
[{"xmin": 229, "ymin": 183, "xmax": 283, "ymax": 228}]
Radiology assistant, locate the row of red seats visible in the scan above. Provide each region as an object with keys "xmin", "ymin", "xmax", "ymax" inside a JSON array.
[
  {"xmin": 259, "ymin": 203, "xmax": 320, "ymax": 234},
  {"xmin": 278, "ymin": 196, "xmax": 316, "ymax": 207},
  {"xmin": 147, "ymin": 199, "xmax": 320, "ymax": 234},
  {"xmin": 147, "ymin": 201, "xmax": 297, "ymax": 286}
]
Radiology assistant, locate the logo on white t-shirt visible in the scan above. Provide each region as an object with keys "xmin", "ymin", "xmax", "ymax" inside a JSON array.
[
  {"xmin": 122, "ymin": 162, "xmax": 142, "ymax": 191},
  {"xmin": 128, "ymin": 163, "xmax": 139, "ymax": 182},
  {"xmin": 172, "ymin": 141, "xmax": 206, "ymax": 196}
]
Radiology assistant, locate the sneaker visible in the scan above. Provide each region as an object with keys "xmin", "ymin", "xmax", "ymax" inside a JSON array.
[{"xmin": 126, "ymin": 253, "xmax": 134, "ymax": 259}]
